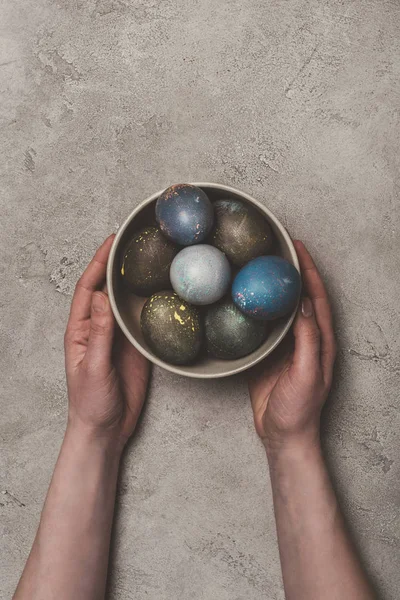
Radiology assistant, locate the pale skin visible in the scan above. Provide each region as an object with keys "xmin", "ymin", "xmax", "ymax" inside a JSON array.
[{"xmin": 14, "ymin": 237, "xmax": 375, "ymax": 600}]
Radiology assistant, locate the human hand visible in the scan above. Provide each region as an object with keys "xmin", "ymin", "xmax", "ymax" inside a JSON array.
[
  {"xmin": 64, "ymin": 235, "xmax": 150, "ymax": 450},
  {"xmin": 248, "ymin": 240, "xmax": 336, "ymax": 453}
]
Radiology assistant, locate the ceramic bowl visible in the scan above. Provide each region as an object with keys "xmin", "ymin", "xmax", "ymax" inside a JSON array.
[{"xmin": 107, "ymin": 183, "xmax": 299, "ymax": 379}]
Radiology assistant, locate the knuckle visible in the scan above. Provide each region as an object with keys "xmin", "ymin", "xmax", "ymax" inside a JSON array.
[
  {"xmin": 90, "ymin": 321, "xmax": 107, "ymax": 337},
  {"xmin": 75, "ymin": 277, "xmax": 87, "ymax": 292},
  {"xmin": 90, "ymin": 316, "xmax": 112, "ymax": 337},
  {"xmin": 81, "ymin": 358, "xmax": 96, "ymax": 377},
  {"xmin": 304, "ymin": 327, "xmax": 321, "ymax": 344}
]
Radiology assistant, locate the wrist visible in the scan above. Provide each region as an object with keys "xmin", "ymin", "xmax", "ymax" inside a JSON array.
[
  {"xmin": 264, "ymin": 430, "xmax": 322, "ymax": 467},
  {"xmin": 65, "ymin": 420, "xmax": 125, "ymax": 461}
]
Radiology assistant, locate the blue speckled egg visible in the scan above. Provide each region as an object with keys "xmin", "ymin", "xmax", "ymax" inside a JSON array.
[
  {"xmin": 170, "ymin": 245, "xmax": 231, "ymax": 305},
  {"xmin": 232, "ymin": 256, "xmax": 301, "ymax": 320},
  {"xmin": 156, "ymin": 183, "xmax": 214, "ymax": 246}
]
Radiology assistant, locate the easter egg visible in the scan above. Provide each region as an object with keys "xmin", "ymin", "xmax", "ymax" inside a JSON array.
[
  {"xmin": 211, "ymin": 199, "xmax": 273, "ymax": 267},
  {"xmin": 121, "ymin": 225, "xmax": 179, "ymax": 296},
  {"xmin": 156, "ymin": 183, "xmax": 214, "ymax": 245},
  {"xmin": 141, "ymin": 291, "xmax": 202, "ymax": 365},
  {"xmin": 232, "ymin": 256, "xmax": 301, "ymax": 320},
  {"xmin": 205, "ymin": 299, "xmax": 268, "ymax": 360},
  {"xmin": 170, "ymin": 245, "xmax": 231, "ymax": 305}
]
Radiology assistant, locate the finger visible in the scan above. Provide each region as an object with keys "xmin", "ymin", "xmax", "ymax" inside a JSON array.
[
  {"xmin": 117, "ymin": 332, "xmax": 150, "ymax": 389},
  {"xmin": 248, "ymin": 334, "xmax": 294, "ymax": 400},
  {"xmin": 249, "ymin": 332, "xmax": 293, "ymax": 380},
  {"xmin": 68, "ymin": 235, "xmax": 115, "ymax": 327},
  {"xmin": 291, "ymin": 296, "xmax": 321, "ymax": 377},
  {"xmin": 114, "ymin": 329, "xmax": 151, "ymax": 423},
  {"xmin": 293, "ymin": 240, "xmax": 336, "ymax": 383},
  {"xmin": 84, "ymin": 292, "xmax": 115, "ymax": 372}
]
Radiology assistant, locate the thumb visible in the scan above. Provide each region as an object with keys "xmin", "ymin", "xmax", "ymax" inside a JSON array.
[
  {"xmin": 291, "ymin": 297, "xmax": 321, "ymax": 375},
  {"xmin": 85, "ymin": 292, "xmax": 115, "ymax": 372}
]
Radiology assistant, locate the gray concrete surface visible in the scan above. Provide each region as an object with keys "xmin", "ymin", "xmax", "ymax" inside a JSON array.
[{"xmin": 1, "ymin": 0, "xmax": 399, "ymax": 598}]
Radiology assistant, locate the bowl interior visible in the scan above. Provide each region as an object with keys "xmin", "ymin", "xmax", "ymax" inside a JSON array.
[{"xmin": 108, "ymin": 184, "xmax": 299, "ymax": 378}]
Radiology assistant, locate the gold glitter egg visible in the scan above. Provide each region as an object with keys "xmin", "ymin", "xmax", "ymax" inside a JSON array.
[
  {"xmin": 140, "ymin": 291, "xmax": 203, "ymax": 364},
  {"xmin": 120, "ymin": 225, "xmax": 179, "ymax": 296}
]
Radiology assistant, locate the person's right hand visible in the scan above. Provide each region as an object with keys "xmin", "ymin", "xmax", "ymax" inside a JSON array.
[{"xmin": 248, "ymin": 240, "xmax": 336, "ymax": 452}]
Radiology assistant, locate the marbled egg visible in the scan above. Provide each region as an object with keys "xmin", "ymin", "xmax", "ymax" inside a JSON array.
[
  {"xmin": 170, "ymin": 245, "xmax": 231, "ymax": 305},
  {"xmin": 140, "ymin": 291, "xmax": 202, "ymax": 365},
  {"xmin": 232, "ymin": 256, "xmax": 301, "ymax": 320},
  {"xmin": 211, "ymin": 199, "xmax": 273, "ymax": 267},
  {"xmin": 156, "ymin": 183, "xmax": 214, "ymax": 245},
  {"xmin": 205, "ymin": 299, "xmax": 268, "ymax": 360},
  {"xmin": 121, "ymin": 225, "xmax": 179, "ymax": 296}
]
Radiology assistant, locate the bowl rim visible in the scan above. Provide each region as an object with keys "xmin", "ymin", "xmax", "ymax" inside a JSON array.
[{"xmin": 107, "ymin": 182, "xmax": 300, "ymax": 379}]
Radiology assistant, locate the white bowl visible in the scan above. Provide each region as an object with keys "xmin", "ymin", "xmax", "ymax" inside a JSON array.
[{"xmin": 107, "ymin": 183, "xmax": 299, "ymax": 379}]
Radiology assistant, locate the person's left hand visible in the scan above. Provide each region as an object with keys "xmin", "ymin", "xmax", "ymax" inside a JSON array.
[{"xmin": 64, "ymin": 235, "xmax": 150, "ymax": 449}]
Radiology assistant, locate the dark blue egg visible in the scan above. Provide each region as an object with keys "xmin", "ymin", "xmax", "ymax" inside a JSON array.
[
  {"xmin": 156, "ymin": 183, "xmax": 214, "ymax": 246},
  {"xmin": 232, "ymin": 256, "xmax": 301, "ymax": 320}
]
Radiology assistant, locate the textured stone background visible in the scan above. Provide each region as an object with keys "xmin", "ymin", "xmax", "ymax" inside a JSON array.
[{"xmin": 1, "ymin": 0, "xmax": 399, "ymax": 598}]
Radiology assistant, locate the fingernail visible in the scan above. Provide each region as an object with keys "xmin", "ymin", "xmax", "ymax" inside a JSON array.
[
  {"xmin": 301, "ymin": 297, "xmax": 313, "ymax": 318},
  {"xmin": 92, "ymin": 292, "xmax": 106, "ymax": 313}
]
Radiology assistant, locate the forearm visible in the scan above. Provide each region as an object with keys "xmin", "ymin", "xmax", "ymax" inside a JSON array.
[
  {"xmin": 14, "ymin": 425, "xmax": 122, "ymax": 600},
  {"xmin": 267, "ymin": 439, "xmax": 375, "ymax": 600}
]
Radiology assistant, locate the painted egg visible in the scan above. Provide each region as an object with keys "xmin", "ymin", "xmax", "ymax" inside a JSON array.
[
  {"xmin": 170, "ymin": 245, "xmax": 231, "ymax": 305},
  {"xmin": 211, "ymin": 199, "xmax": 273, "ymax": 267},
  {"xmin": 140, "ymin": 291, "xmax": 203, "ymax": 365},
  {"xmin": 232, "ymin": 256, "xmax": 301, "ymax": 320},
  {"xmin": 156, "ymin": 183, "xmax": 214, "ymax": 245},
  {"xmin": 121, "ymin": 225, "xmax": 179, "ymax": 296},
  {"xmin": 205, "ymin": 299, "xmax": 268, "ymax": 360}
]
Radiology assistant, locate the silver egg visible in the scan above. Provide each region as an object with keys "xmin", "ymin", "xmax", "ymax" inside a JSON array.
[{"xmin": 170, "ymin": 245, "xmax": 231, "ymax": 305}]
